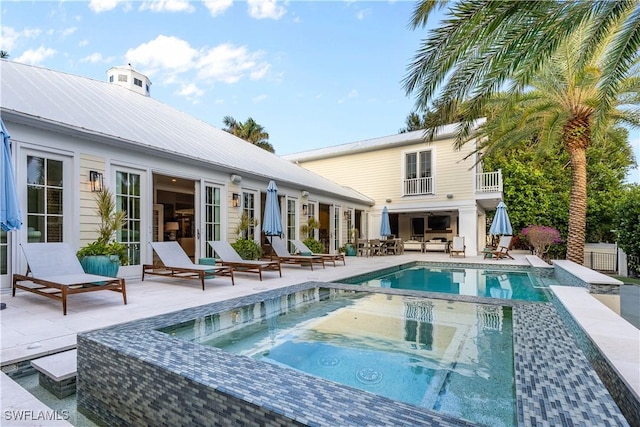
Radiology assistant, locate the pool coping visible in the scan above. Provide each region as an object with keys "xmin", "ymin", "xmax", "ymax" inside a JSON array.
[{"xmin": 76, "ymin": 281, "xmax": 629, "ymax": 427}]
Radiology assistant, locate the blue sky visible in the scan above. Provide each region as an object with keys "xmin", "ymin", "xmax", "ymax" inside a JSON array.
[{"xmin": 1, "ymin": 0, "xmax": 638, "ymax": 182}]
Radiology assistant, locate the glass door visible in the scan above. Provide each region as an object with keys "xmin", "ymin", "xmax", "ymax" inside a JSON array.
[
  {"xmin": 330, "ymin": 205, "xmax": 341, "ymax": 254},
  {"xmin": 115, "ymin": 169, "xmax": 146, "ymax": 277},
  {"xmin": 201, "ymin": 183, "xmax": 222, "ymax": 258}
]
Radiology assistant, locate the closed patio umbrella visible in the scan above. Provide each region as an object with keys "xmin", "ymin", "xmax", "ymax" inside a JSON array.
[
  {"xmin": 489, "ymin": 201, "xmax": 513, "ymax": 236},
  {"xmin": 380, "ymin": 206, "xmax": 391, "ymax": 238},
  {"xmin": 1, "ymin": 118, "xmax": 21, "ymax": 232},
  {"xmin": 262, "ymin": 180, "xmax": 283, "ymax": 240}
]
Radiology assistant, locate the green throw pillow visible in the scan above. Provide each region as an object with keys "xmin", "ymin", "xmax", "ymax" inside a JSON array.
[{"xmin": 300, "ymin": 251, "xmax": 313, "ymax": 256}]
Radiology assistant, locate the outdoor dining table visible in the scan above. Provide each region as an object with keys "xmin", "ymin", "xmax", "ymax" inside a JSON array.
[{"xmin": 356, "ymin": 238, "xmax": 403, "ymax": 256}]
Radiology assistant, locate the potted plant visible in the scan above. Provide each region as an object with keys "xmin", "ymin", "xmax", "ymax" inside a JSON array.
[
  {"xmin": 300, "ymin": 216, "xmax": 323, "ymax": 253},
  {"xmin": 77, "ymin": 188, "xmax": 128, "ymax": 277},
  {"xmin": 345, "ymin": 227, "xmax": 358, "ymax": 256},
  {"xmin": 231, "ymin": 211, "xmax": 262, "ymax": 260}
]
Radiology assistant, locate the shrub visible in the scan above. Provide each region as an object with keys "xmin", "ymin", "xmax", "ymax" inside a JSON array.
[
  {"xmin": 303, "ymin": 238, "xmax": 324, "ymax": 254},
  {"xmin": 521, "ymin": 225, "xmax": 562, "ymax": 258},
  {"xmin": 232, "ymin": 238, "xmax": 262, "ymax": 260}
]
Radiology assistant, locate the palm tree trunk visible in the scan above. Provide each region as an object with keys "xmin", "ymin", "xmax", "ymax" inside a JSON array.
[{"xmin": 564, "ymin": 118, "xmax": 590, "ymax": 264}]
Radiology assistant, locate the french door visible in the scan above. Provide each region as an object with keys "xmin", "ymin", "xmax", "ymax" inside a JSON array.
[
  {"xmin": 114, "ymin": 168, "xmax": 146, "ymax": 277},
  {"xmin": 201, "ymin": 182, "xmax": 222, "ymax": 258}
]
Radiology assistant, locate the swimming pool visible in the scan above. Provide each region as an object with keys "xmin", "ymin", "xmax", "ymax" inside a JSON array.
[
  {"xmin": 76, "ymin": 282, "xmax": 628, "ymax": 427},
  {"xmin": 162, "ymin": 290, "xmax": 516, "ymax": 427},
  {"xmin": 341, "ymin": 264, "xmax": 551, "ymax": 302}
]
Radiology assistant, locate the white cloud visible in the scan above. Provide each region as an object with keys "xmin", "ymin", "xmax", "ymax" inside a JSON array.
[
  {"xmin": 1, "ymin": 26, "xmax": 44, "ymax": 53},
  {"xmin": 197, "ymin": 43, "xmax": 269, "ymax": 84},
  {"xmin": 177, "ymin": 83, "xmax": 204, "ymax": 98},
  {"xmin": 203, "ymin": 0, "xmax": 233, "ymax": 17},
  {"xmin": 79, "ymin": 39, "xmax": 89, "ymax": 47},
  {"xmin": 88, "ymin": 0, "xmax": 126, "ymax": 13},
  {"xmin": 61, "ymin": 27, "xmax": 78, "ymax": 37},
  {"xmin": 125, "ymin": 35, "xmax": 198, "ymax": 74},
  {"xmin": 249, "ymin": 63, "xmax": 270, "ymax": 80},
  {"xmin": 15, "ymin": 47, "xmax": 56, "ymax": 65},
  {"xmin": 81, "ymin": 52, "xmax": 116, "ymax": 64},
  {"xmin": 1, "ymin": 27, "xmax": 19, "ymax": 52},
  {"xmin": 252, "ymin": 94, "xmax": 268, "ymax": 103},
  {"xmin": 139, "ymin": 0, "xmax": 195, "ymax": 13},
  {"xmin": 247, "ymin": 0, "xmax": 286, "ymax": 20}
]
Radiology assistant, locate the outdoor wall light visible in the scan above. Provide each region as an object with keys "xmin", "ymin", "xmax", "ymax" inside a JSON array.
[
  {"xmin": 301, "ymin": 190, "xmax": 309, "ymax": 198},
  {"xmin": 446, "ymin": 194, "xmax": 454, "ymax": 199},
  {"xmin": 230, "ymin": 174, "xmax": 242, "ymax": 184},
  {"xmin": 385, "ymin": 198, "xmax": 392, "ymax": 203},
  {"xmin": 343, "ymin": 210, "xmax": 351, "ymax": 220},
  {"xmin": 232, "ymin": 193, "xmax": 241, "ymax": 207},
  {"xmin": 89, "ymin": 171, "xmax": 104, "ymax": 192},
  {"xmin": 302, "ymin": 204, "xmax": 308, "ymax": 216}
]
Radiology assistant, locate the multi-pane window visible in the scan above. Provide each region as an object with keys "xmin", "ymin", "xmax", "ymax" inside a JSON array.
[
  {"xmin": 404, "ymin": 150, "xmax": 434, "ymax": 195},
  {"xmin": 405, "ymin": 150, "xmax": 432, "ymax": 179},
  {"xmin": 118, "ymin": 74, "xmax": 127, "ymax": 82},
  {"xmin": 204, "ymin": 185, "xmax": 221, "ymax": 258},
  {"xmin": 242, "ymin": 192, "xmax": 256, "ymax": 239},
  {"xmin": 406, "ymin": 153, "xmax": 417, "ymax": 179},
  {"xmin": 115, "ymin": 171, "xmax": 141, "ymax": 265},
  {"xmin": 134, "ymin": 78, "xmax": 142, "ymax": 87},
  {"xmin": 26, "ymin": 156, "xmax": 63, "ymax": 242}
]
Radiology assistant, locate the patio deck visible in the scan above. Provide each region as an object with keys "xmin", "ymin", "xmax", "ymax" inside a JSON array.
[{"xmin": 1, "ymin": 251, "xmax": 637, "ymax": 426}]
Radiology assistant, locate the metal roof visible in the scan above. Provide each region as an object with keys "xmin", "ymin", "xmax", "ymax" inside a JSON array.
[
  {"xmin": 0, "ymin": 60, "xmax": 373, "ymax": 205},
  {"xmin": 282, "ymin": 120, "xmax": 485, "ymax": 163}
]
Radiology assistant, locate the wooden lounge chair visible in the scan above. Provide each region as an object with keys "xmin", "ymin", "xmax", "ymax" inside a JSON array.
[
  {"xmin": 449, "ymin": 236, "xmax": 466, "ymax": 257},
  {"xmin": 269, "ymin": 237, "xmax": 325, "ymax": 270},
  {"xmin": 208, "ymin": 240, "xmax": 281, "ymax": 280},
  {"xmin": 143, "ymin": 241, "xmax": 234, "ymax": 290},
  {"xmin": 290, "ymin": 239, "xmax": 345, "ymax": 267},
  {"xmin": 12, "ymin": 243, "xmax": 126, "ymax": 315},
  {"xmin": 491, "ymin": 236, "xmax": 514, "ymax": 260}
]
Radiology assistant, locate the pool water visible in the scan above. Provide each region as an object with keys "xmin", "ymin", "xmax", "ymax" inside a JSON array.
[
  {"xmin": 344, "ymin": 265, "xmax": 550, "ymax": 302},
  {"xmin": 164, "ymin": 290, "xmax": 517, "ymax": 427}
]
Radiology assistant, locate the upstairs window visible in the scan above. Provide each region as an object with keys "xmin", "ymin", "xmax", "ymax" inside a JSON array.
[
  {"xmin": 405, "ymin": 150, "xmax": 432, "ymax": 179},
  {"xmin": 134, "ymin": 77, "xmax": 142, "ymax": 87},
  {"xmin": 404, "ymin": 149, "xmax": 434, "ymax": 195},
  {"xmin": 118, "ymin": 74, "xmax": 127, "ymax": 82}
]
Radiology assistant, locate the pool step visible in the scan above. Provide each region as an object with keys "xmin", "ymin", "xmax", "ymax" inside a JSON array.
[{"xmin": 30, "ymin": 350, "xmax": 77, "ymax": 399}]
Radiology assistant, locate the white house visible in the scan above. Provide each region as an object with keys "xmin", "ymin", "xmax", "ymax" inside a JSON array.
[
  {"xmin": 0, "ymin": 60, "xmax": 373, "ymax": 286},
  {"xmin": 283, "ymin": 125, "xmax": 504, "ymax": 255}
]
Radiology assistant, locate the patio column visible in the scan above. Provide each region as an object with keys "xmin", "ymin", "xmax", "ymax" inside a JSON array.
[{"xmin": 457, "ymin": 206, "xmax": 478, "ymax": 256}]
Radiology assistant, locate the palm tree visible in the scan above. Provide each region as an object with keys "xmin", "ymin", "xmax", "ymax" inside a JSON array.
[
  {"xmin": 222, "ymin": 116, "xmax": 275, "ymax": 153},
  {"xmin": 403, "ymin": 0, "xmax": 640, "ymax": 264},
  {"xmin": 0, "ymin": 51, "xmax": 9, "ymax": 58}
]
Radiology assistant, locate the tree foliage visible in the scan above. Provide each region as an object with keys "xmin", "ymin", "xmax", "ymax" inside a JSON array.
[
  {"xmin": 404, "ymin": 3, "xmax": 639, "ymax": 264},
  {"xmin": 484, "ymin": 126, "xmax": 634, "ymax": 250},
  {"xmin": 616, "ymin": 185, "xmax": 640, "ymax": 258},
  {"xmin": 222, "ymin": 116, "xmax": 275, "ymax": 153}
]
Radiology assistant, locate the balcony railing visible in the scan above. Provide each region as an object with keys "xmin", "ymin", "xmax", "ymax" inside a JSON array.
[
  {"xmin": 402, "ymin": 170, "xmax": 502, "ymax": 196},
  {"xmin": 403, "ymin": 177, "xmax": 433, "ymax": 195},
  {"xmin": 476, "ymin": 170, "xmax": 502, "ymax": 193}
]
